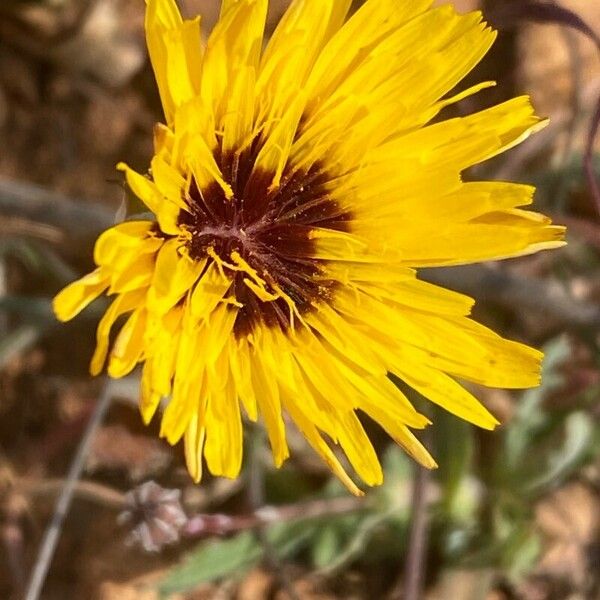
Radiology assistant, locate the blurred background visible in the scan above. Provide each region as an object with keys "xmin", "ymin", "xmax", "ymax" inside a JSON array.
[{"xmin": 0, "ymin": 0, "xmax": 599, "ymax": 598}]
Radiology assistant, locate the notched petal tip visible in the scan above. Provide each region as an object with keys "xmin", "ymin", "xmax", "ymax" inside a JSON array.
[
  {"xmin": 471, "ymin": 409, "xmax": 501, "ymax": 431},
  {"xmin": 424, "ymin": 457, "xmax": 439, "ymax": 470}
]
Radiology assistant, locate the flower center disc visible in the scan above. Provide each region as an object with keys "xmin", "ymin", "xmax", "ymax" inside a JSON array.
[{"xmin": 178, "ymin": 147, "xmax": 352, "ymax": 337}]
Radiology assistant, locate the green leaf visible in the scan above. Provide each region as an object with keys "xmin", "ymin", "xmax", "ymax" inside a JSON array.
[
  {"xmin": 267, "ymin": 520, "xmax": 318, "ymax": 557},
  {"xmin": 311, "ymin": 525, "xmax": 341, "ymax": 569},
  {"xmin": 527, "ymin": 411, "xmax": 594, "ymax": 492},
  {"xmin": 158, "ymin": 519, "xmax": 319, "ymax": 597},
  {"xmin": 433, "ymin": 410, "xmax": 474, "ymax": 521},
  {"xmin": 503, "ymin": 529, "xmax": 542, "ymax": 582},
  {"xmin": 505, "ymin": 336, "xmax": 571, "ymax": 468},
  {"xmin": 315, "ymin": 511, "xmax": 393, "ymax": 577},
  {"xmin": 158, "ymin": 532, "xmax": 262, "ymax": 597}
]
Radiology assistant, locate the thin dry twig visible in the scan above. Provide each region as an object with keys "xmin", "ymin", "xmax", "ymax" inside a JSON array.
[
  {"xmin": 490, "ymin": 2, "xmax": 600, "ymax": 48},
  {"xmin": 0, "ymin": 215, "xmax": 64, "ymax": 244},
  {"xmin": 400, "ymin": 465, "xmax": 431, "ymax": 600},
  {"xmin": 248, "ymin": 430, "xmax": 301, "ymax": 600},
  {"xmin": 23, "ymin": 379, "xmax": 113, "ymax": 600},
  {"xmin": 559, "ymin": 27, "xmax": 584, "ymax": 164},
  {"xmin": 17, "ymin": 478, "xmax": 125, "ymax": 510},
  {"xmin": 183, "ymin": 496, "xmax": 366, "ymax": 540},
  {"xmin": 584, "ymin": 98, "xmax": 600, "ymax": 214},
  {"xmin": 0, "ymin": 178, "xmax": 114, "ymax": 256}
]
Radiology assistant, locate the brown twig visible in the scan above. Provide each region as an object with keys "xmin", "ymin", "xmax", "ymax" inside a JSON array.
[
  {"xmin": 584, "ymin": 98, "xmax": 600, "ymax": 215},
  {"xmin": 401, "ymin": 465, "xmax": 431, "ymax": 600},
  {"xmin": 488, "ymin": 2, "xmax": 600, "ymax": 50},
  {"xmin": 16, "ymin": 478, "xmax": 125, "ymax": 510},
  {"xmin": 0, "ymin": 216, "xmax": 64, "ymax": 244},
  {"xmin": 183, "ymin": 496, "xmax": 366, "ymax": 540},
  {"xmin": 247, "ymin": 430, "xmax": 301, "ymax": 600},
  {"xmin": 23, "ymin": 379, "xmax": 113, "ymax": 600},
  {"xmin": 1, "ymin": 493, "xmax": 28, "ymax": 597},
  {"xmin": 0, "ymin": 178, "xmax": 114, "ymax": 257}
]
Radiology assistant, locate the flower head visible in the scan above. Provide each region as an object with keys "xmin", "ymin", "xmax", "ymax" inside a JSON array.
[{"xmin": 54, "ymin": 0, "xmax": 565, "ymax": 495}]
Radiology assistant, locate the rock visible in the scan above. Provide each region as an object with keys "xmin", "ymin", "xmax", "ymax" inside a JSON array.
[
  {"xmin": 236, "ymin": 568, "xmax": 274, "ymax": 600},
  {"xmin": 534, "ymin": 482, "xmax": 600, "ymax": 588},
  {"xmin": 51, "ymin": 0, "xmax": 144, "ymax": 88},
  {"xmin": 96, "ymin": 581, "xmax": 159, "ymax": 600}
]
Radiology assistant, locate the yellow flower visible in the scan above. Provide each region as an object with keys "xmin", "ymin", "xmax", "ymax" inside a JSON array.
[{"xmin": 53, "ymin": 0, "xmax": 565, "ymax": 495}]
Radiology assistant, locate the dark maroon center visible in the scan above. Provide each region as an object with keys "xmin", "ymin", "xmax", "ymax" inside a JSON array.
[{"xmin": 177, "ymin": 143, "xmax": 352, "ymax": 337}]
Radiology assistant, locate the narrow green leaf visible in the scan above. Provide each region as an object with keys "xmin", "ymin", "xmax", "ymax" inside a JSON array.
[
  {"xmin": 158, "ymin": 532, "xmax": 262, "ymax": 597},
  {"xmin": 505, "ymin": 336, "xmax": 571, "ymax": 468},
  {"xmin": 433, "ymin": 411, "xmax": 474, "ymax": 520},
  {"xmin": 527, "ymin": 411, "xmax": 594, "ymax": 492},
  {"xmin": 311, "ymin": 525, "xmax": 340, "ymax": 569},
  {"xmin": 504, "ymin": 529, "xmax": 542, "ymax": 581}
]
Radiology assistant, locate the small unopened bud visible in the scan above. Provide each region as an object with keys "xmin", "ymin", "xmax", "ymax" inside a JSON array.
[{"xmin": 118, "ymin": 481, "xmax": 187, "ymax": 552}]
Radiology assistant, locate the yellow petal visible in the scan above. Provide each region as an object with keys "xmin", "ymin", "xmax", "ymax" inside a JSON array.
[
  {"xmin": 284, "ymin": 398, "xmax": 363, "ymax": 496},
  {"xmin": 396, "ymin": 361, "xmax": 500, "ymax": 430},
  {"xmin": 229, "ymin": 337, "xmax": 258, "ymax": 421},
  {"xmin": 201, "ymin": 0, "xmax": 267, "ymax": 151},
  {"xmin": 147, "ymin": 239, "xmax": 204, "ymax": 315},
  {"xmin": 53, "ymin": 268, "xmax": 108, "ymax": 322},
  {"xmin": 185, "ymin": 408, "xmax": 207, "ymax": 483},
  {"xmin": 160, "ymin": 324, "xmax": 206, "ymax": 445},
  {"xmin": 108, "ymin": 308, "xmax": 147, "ymax": 378},
  {"xmin": 204, "ymin": 367, "xmax": 243, "ymax": 479},
  {"xmin": 90, "ymin": 289, "xmax": 146, "ymax": 376},
  {"xmin": 250, "ymin": 346, "xmax": 289, "ymax": 467},
  {"xmin": 190, "ymin": 261, "xmax": 231, "ymax": 320},
  {"xmin": 145, "ymin": 0, "xmax": 202, "ymax": 123},
  {"xmin": 117, "ymin": 163, "xmax": 181, "ymax": 235},
  {"xmin": 334, "ymin": 412, "xmax": 383, "ymax": 486}
]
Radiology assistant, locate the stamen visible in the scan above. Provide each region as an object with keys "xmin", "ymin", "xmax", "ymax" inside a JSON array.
[
  {"xmin": 243, "ymin": 278, "xmax": 279, "ymax": 302},
  {"xmin": 179, "ymin": 149, "xmax": 353, "ymax": 338},
  {"xmin": 230, "ymin": 251, "xmax": 267, "ymax": 287},
  {"xmin": 206, "ymin": 247, "xmax": 229, "ymax": 278}
]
